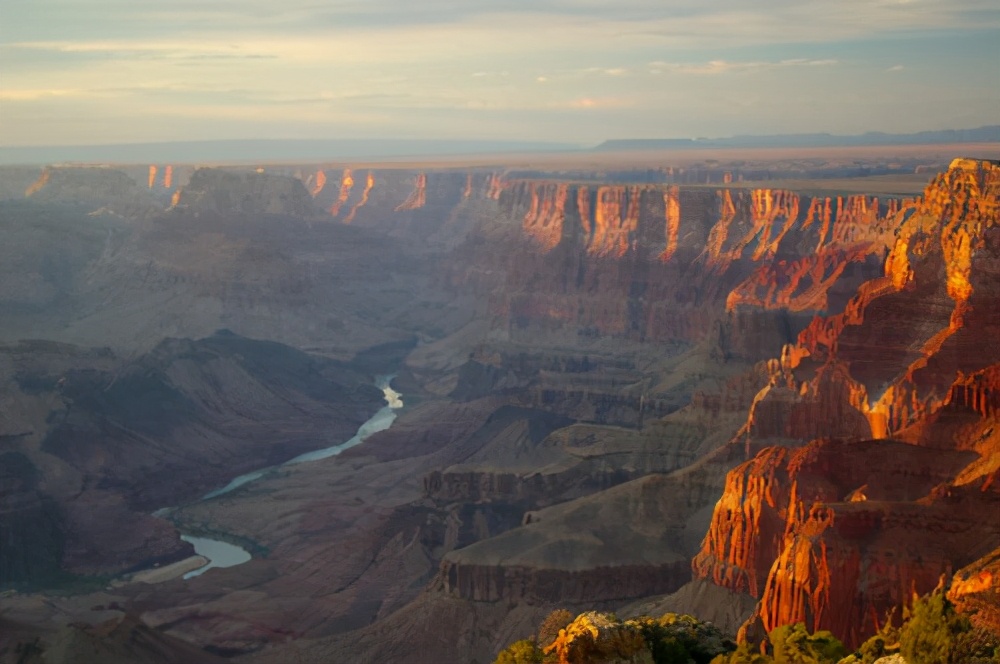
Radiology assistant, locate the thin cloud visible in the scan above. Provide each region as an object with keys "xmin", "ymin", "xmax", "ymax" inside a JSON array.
[
  {"xmin": 0, "ymin": 88, "xmax": 82, "ymax": 101},
  {"xmin": 2, "ymin": 0, "xmax": 998, "ymax": 146},
  {"xmin": 649, "ymin": 58, "xmax": 838, "ymax": 74},
  {"xmin": 562, "ymin": 96, "xmax": 632, "ymax": 110}
]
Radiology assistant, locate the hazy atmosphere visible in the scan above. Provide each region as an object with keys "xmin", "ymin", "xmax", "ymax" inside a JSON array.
[{"xmin": 3, "ymin": 0, "xmax": 999, "ymax": 146}]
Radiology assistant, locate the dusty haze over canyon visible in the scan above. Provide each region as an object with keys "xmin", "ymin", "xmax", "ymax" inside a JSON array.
[{"xmin": 0, "ymin": 140, "xmax": 999, "ymax": 663}]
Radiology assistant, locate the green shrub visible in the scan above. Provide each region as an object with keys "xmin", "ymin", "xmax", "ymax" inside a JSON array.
[
  {"xmin": 710, "ymin": 643, "xmax": 773, "ymax": 664},
  {"xmin": 495, "ymin": 639, "xmax": 544, "ymax": 664},
  {"xmin": 770, "ymin": 623, "xmax": 847, "ymax": 663}
]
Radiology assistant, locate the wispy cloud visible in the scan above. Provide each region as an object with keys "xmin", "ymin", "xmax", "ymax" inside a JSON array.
[
  {"xmin": 0, "ymin": 88, "xmax": 82, "ymax": 101},
  {"xmin": 1, "ymin": 0, "xmax": 998, "ymax": 145},
  {"xmin": 649, "ymin": 58, "xmax": 838, "ymax": 75},
  {"xmin": 560, "ymin": 97, "xmax": 633, "ymax": 110}
]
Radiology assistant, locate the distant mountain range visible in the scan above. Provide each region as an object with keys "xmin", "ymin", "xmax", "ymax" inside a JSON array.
[
  {"xmin": 594, "ymin": 125, "xmax": 1000, "ymax": 151},
  {"xmin": 1, "ymin": 126, "xmax": 997, "ymax": 164}
]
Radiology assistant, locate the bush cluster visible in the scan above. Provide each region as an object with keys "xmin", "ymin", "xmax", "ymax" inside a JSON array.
[{"xmin": 495, "ymin": 589, "xmax": 999, "ymax": 664}]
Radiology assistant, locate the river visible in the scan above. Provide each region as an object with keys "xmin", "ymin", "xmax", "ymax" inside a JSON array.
[{"xmin": 178, "ymin": 375, "xmax": 403, "ymax": 579}]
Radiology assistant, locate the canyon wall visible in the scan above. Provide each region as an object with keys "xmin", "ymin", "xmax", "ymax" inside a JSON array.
[
  {"xmin": 6, "ymin": 157, "xmax": 997, "ymax": 662},
  {"xmin": 693, "ymin": 159, "xmax": 1000, "ymax": 647}
]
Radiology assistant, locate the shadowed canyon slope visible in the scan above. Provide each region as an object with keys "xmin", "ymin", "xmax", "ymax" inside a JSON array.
[{"xmin": 0, "ymin": 155, "xmax": 997, "ymax": 663}]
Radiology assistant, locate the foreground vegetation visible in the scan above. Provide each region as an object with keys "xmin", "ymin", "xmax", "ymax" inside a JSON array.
[{"xmin": 495, "ymin": 589, "xmax": 1000, "ymax": 664}]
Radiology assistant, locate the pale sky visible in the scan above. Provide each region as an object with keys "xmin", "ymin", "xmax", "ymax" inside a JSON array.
[{"xmin": 1, "ymin": 0, "xmax": 998, "ymax": 146}]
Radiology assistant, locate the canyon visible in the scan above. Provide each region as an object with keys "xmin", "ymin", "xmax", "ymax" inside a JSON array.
[{"xmin": 0, "ymin": 149, "xmax": 998, "ymax": 663}]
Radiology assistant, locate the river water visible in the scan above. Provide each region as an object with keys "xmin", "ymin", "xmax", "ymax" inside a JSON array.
[{"xmin": 179, "ymin": 375, "xmax": 403, "ymax": 579}]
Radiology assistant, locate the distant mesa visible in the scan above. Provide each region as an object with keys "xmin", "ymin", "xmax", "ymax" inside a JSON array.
[
  {"xmin": 594, "ymin": 125, "xmax": 1000, "ymax": 151},
  {"xmin": 1, "ymin": 126, "xmax": 998, "ymax": 164}
]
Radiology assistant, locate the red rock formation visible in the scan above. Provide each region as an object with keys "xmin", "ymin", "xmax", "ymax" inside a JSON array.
[
  {"xmin": 694, "ymin": 439, "xmax": 994, "ymax": 646},
  {"xmin": 148, "ymin": 165, "xmax": 157, "ymax": 189},
  {"xmin": 522, "ymin": 183, "xmax": 567, "ymax": 251},
  {"xmin": 948, "ymin": 547, "xmax": 1000, "ymax": 634},
  {"xmin": 757, "ymin": 464, "xmax": 999, "ymax": 647},
  {"xmin": 309, "ymin": 169, "xmax": 327, "ymax": 198},
  {"xmin": 329, "ymin": 168, "xmax": 354, "ymax": 216},
  {"xmin": 743, "ymin": 159, "xmax": 1000, "ymax": 443},
  {"xmin": 588, "ymin": 186, "xmax": 642, "ymax": 257},
  {"xmin": 343, "ymin": 171, "xmax": 374, "ymax": 224},
  {"xmin": 692, "ymin": 446, "xmax": 797, "ymax": 596},
  {"xmin": 163, "ymin": 165, "xmax": 173, "ymax": 190},
  {"xmin": 487, "ymin": 172, "xmax": 506, "ymax": 200},
  {"xmin": 694, "ymin": 159, "xmax": 1000, "ymax": 648},
  {"xmin": 660, "ymin": 186, "xmax": 681, "ymax": 262},
  {"xmin": 395, "ymin": 173, "xmax": 427, "ymax": 211}
]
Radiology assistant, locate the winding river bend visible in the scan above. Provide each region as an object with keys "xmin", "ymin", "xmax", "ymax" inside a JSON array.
[{"xmin": 179, "ymin": 375, "xmax": 403, "ymax": 579}]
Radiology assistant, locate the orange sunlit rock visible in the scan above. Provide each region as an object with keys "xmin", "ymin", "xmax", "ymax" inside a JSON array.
[
  {"xmin": 577, "ymin": 186, "xmax": 592, "ymax": 239},
  {"xmin": 704, "ymin": 190, "xmax": 738, "ymax": 271},
  {"xmin": 395, "ymin": 173, "xmax": 427, "ymax": 211},
  {"xmin": 487, "ymin": 173, "xmax": 506, "ymax": 200},
  {"xmin": 660, "ymin": 186, "xmax": 681, "ymax": 261},
  {"xmin": 25, "ymin": 169, "xmax": 51, "ymax": 196},
  {"xmin": 343, "ymin": 171, "xmax": 374, "ymax": 224},
  {"xmin": 586, "ymin": 186, "xmax": 641, "ymax": 257},
  {"xmin": 696, "ymin": 158, "xmax": 1000, "ymax": 649},
  {"xmin": 310, "ymin": 169, "xmax": 327, "ymax": 198},
  {"xmin": 522, "ymin": 182, "xmax": 567, "ymax": 251},
  {"xmin": 148, "ymin": 165, "xmax": 157, "ymax": 189},
  {"xmin": 329, "ymin": 168, "xmax": 355, "ymax": 216},
  {"xmin": 696, "ymin": 438, "xmax": 997, "ymax": 648}
]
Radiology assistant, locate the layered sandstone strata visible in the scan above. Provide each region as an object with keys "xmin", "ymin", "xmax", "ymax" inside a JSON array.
[{"xmin": 692, "ymin": 159, "xmax": 1000, "ymax": 647}]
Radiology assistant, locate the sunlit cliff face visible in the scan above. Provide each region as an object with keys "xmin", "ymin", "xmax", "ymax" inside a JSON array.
[
  {"xmin": 343, "ymin": 171, "xmax": 375, "ymax": 224},
  {"xmin": 309, "ymin": 168, "xmax": 327, "ymax": 197},
  {"xmin": 329, "ymin": 168, "xmax": 354, "ymax": 216},
  {"xmin": 147, "ymin": 165, "xmax": 175, "ymax": 189},
  {"xmin": 661, "ymin": 186, "xmax": 681, "ymax": 262},
  {"xmin": 521, "ymin": 182, "xmax": 567, "ymax": 252},
  {"xmin": 693, "ymin": 158, "xmax": 1000, "ymax": 649},
  {"xmin": 395, "ymin": 173, "xmax": 427, "ymax": 211}
]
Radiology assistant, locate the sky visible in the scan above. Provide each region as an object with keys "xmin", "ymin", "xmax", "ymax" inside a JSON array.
[{"xmin": 1, "ymin": 0, "xmax": 999, "ymax": 147}]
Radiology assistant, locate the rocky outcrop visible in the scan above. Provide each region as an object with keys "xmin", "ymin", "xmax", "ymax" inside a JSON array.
[
  {"xmin": 438, "ymin": 559, "xmax": 690, "ymax": 605},
  {"xmin": 395, "ymin": 172, "xmax": 427, "ymax": 211},
  {"xmin": 343, "ymin": 170, "xmax": 374, "ymax": 223},
  {"xmin": 692, "ymin": 439, "xmax": 987, "ymax": 642},
  {"xmin": 22, "ymin": 166, "xmax": 156, "ymax": 215},
  {"xmin": 692, "ymin": 159, "xmax": 1000, "ymax": 648},
  {"xmin": 743, "ymin": 159, "xmax": 1000, "ymax": 445},
  {"xmin": 147, "ymin": 165, "xmax": 175, "ymax": 190},
  {"xmin": 948, "ymin": 547, "xmax": 1000, "ymax": 635},
  {"xmin": 543, "ymin": 612, "xmax": 648, "ymax": 664},
  {"xmin": 328, "ymin": 168, "xmax": 354, "ymax": 216},
  {"xmin": 307, "ymin": 168, "xmax": 326, "ymax": 197},
  {"xmin": 172, "ymin": 168, "xmax": 317, "ymax": 216}
]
